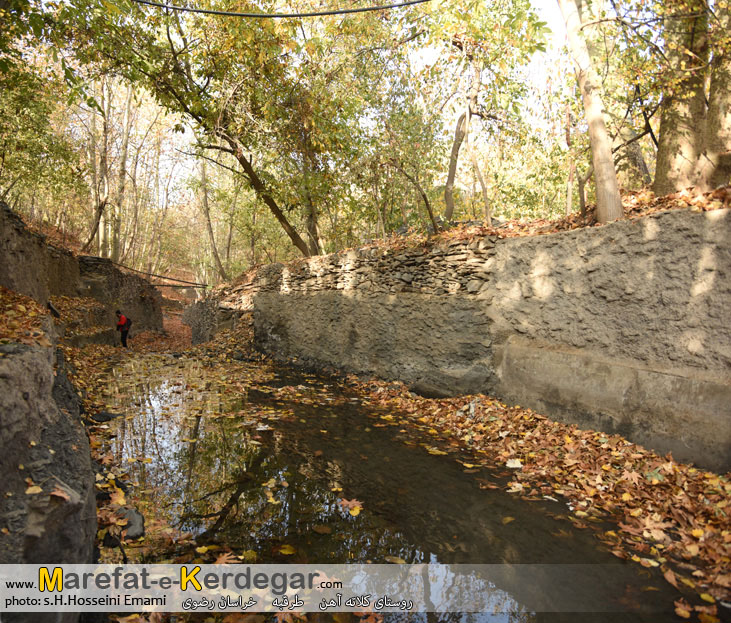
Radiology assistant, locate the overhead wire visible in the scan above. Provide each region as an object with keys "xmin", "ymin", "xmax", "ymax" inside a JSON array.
[{"xmin": 128, "ymin": 0, "xmax": 431, "ymax": 18}]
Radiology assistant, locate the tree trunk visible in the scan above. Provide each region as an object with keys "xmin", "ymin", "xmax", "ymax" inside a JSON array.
[
  {"xmin": 464, "ymin": 60, "xmax": 491, "ymax": 226},
  {"xmin": 99, "ymin": 82, "xmax": 112, "ymax": 257},
  {"xmin": 464, "ymin": 120, "xmax": 491, "ymax": 226},
  {"xmin": 395, "ymin": 163, "xmax": 439, "ymax": 234},
  {"xmin": 444, "ymin": 112, "xmax": 466, "ymax": 222},
  {"xmin": 565, "ymin": 103, "xmax": 574, "ymax": 215},
  {"xmin": 578, "ymin": 165, "xmax": 593, "ymax": 220},
  {"xmin": 615, "ymin": 127, "xmax": 652, "ymax": 187},
  {"xmin": 654, "ymin": 3, "xmax": 709, "ymax": 195},
  {"xmin": 81, "ymin": 82, "xmax": 110, "ymax": 254},
  {"xmin": 305, "ymin": 194, "xmax": 323, "ymax": 255},
  {"xmin": 199, "ymin": 160, "xmax": 229, "ymax": 282},
  {"xmin": 566, "ymin": 163, "xmax": 575, "ymax": 215},
  {"xmin": 693, "ymin": 6, "xmax": 731, "ymax": 191},
  {"xmin": 558, "ymin": 0, "xmax": 623, "ymax": 223},
  {"xmin": 221, "ymin": 136, "xmax": 311, "ymax": 257},
  {"xmin": 112, "ymin": 85, "xmax": 134, "ymax": 262}
]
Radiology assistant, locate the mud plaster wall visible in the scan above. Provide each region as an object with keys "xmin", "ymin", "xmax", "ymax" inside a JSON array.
[{"xmin": 222, "ymin": 209, "xmax": 731, "ymax": 471}]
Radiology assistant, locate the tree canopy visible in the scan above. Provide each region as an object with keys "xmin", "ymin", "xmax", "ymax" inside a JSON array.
[{"xmin": 0, "ymin": 0, "xmax": 728, "ymax": 282}]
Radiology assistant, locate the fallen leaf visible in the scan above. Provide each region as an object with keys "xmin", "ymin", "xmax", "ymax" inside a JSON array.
[
  {"xmin": 215, "ymin": 551, "xmax": 238, "ymax": 565},
  {"xmin": 109, "ymin": 488, "xmax": 125, "ymax": 506},
  {"xmin": 674, "ymin": 599, "xmax": 692, "ymax": 619},
  {"xmin": 49, "ymin": 486, "xmax": 71, "ymax": 502},
  {"xmin": 663, "ymin": 568, "xmax": 679, "ymax": 589}
]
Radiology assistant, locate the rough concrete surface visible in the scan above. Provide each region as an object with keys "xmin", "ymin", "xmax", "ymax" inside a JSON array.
[{"xmin": 244, "ymin": 208, "xmax": 730, "ymax": 471}]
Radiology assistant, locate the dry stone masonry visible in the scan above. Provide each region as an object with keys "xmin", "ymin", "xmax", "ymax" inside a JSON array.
[{"xmin": 214, "ymin": 208, "xmax": 731, "ymax": 472}]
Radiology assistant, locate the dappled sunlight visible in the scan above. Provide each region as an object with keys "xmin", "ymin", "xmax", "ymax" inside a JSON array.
[
  {"xmin": 528, "ymin": 251, "xmax": 555, "ymax": 300},
  {"xmin": 690, "ymin": 246, "xmax": 717, "ymax": 298}
]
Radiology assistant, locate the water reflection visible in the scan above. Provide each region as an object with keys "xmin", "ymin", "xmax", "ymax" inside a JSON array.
[{"xmin": 102, "ymin": 354, "xmax": 682, "ymax": 622}]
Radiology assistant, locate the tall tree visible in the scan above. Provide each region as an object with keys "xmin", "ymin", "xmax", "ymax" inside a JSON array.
[
  {"xmin": 692, "ymin": 5, "xmax": 731, "ymax": 192},
  {"xmin": 198, "ymin": 159, "xmax": 229, "ymax": 282},
  {"xmin": 558, "ymin": 0, "xmax": 623, "ymax": 223}
]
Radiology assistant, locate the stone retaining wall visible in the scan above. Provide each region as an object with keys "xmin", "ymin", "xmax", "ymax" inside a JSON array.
[{"xmin": 212, "ymin": 208, "xmax": 730, "ymax": 471}]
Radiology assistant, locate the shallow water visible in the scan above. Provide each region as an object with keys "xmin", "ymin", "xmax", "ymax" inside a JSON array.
[{"xmin": 101, "ymin": 354, "xmax": 688, "ymax": 622}]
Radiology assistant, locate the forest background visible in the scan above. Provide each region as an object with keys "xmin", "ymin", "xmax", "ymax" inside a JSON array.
[{"xmin": 0, "ymin": 0, "xmax": 728, "ymax": 288}]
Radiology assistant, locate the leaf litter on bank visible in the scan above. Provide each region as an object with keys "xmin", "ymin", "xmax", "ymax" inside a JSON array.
[
  {"xmin": 348, "ymin": 376, "xmax": 730, "ymax": 607},
  {"xmin": 0, "ymin": 286, "xmax": 51, "ymax": 347}
]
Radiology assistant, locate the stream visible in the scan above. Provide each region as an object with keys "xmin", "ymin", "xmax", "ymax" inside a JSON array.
[{"xmin": 99, "ymin": 353, "xmax": 685, "ymax": 622}]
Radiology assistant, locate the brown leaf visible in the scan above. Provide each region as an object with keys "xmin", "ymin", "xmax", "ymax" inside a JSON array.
[
  {"xmin": 663, "ymin": 568, "xmax": 679, "ymax": 589},
  {"xmin": 109, "ymin": 487, "xmax": 125, "ymax": 506}
]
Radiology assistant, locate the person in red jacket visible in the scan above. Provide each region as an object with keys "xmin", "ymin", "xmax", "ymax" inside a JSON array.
[{"xmin": 115, "ymin": 310, "xmax": 131, "ymax": 348}]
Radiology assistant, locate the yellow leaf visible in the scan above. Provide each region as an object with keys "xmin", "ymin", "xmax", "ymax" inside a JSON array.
[
  {"xmin": 195, "ymin": 546, "xmax": 209, "ymax": 554},
  {"xmin": 691, "ymin": 528, "xmax": 704, "ymax": 538},
  {"xmin": 384, "ymin": 556, "xmax": 405, "ymax": 564},
  {"xmin": 621, "ymin": 492, "xmax": 632, "ymax": 502},
  {"xmin": 502, "ymin": 516, "xmax": 515, "ymax": 524},
  {"xmin": 25, "ymin": 485, "xmax": 43, "ymax": 495},
  {"xmin": 110, "ymin": 488, "xmax": 125, "ymax": 506},
  {"xmin": 279, "ymin": 544, "xmax": 296, "ymax": 555},
  {"xmin": 700, "ymin": 593, "xmax": 715, "ymax": 603},
  {"xmin": 349, "ymin": 507, "xmax": 361, "ymax": 517}
]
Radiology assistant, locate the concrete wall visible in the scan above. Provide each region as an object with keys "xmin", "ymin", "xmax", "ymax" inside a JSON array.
[{"xmin": 215, "ymin": 208, "xmax": 731, "ymax": 471}]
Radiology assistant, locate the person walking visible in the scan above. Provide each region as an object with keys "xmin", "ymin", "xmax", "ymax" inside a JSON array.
[{"xmin": 115, "ymin": 310, "xmax": 131, "ymax": 348}]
